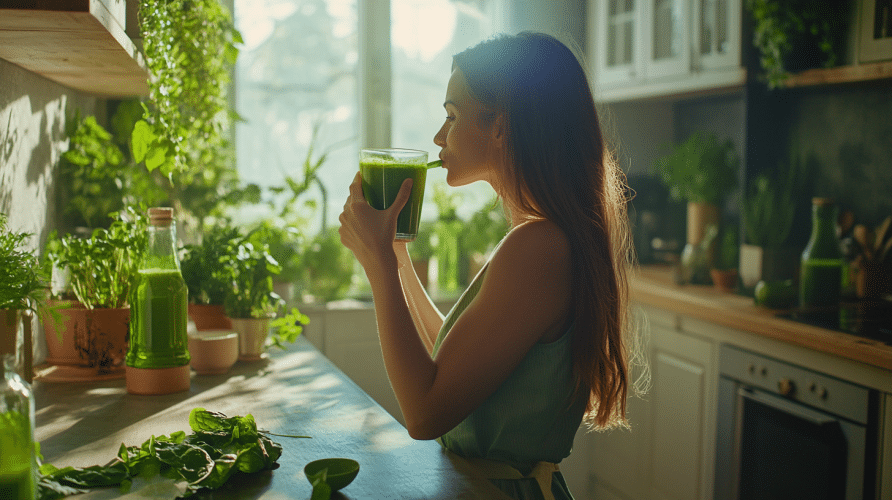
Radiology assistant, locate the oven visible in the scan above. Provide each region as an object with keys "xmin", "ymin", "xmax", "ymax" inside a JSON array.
[{"xmin": 714, "ymin": 345, "xmax": 879, "ymax": 500}]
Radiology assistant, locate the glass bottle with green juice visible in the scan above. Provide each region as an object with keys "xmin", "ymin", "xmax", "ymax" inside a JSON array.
[
  {"xmin": 126, "ymin": 207, "xmax": 191, "ymax": 394},
  {"xmin": 800, "ymin": 198, "xmax": 844, "ymax": 309},
  {"xmin": 0, "ymin": 354, "xmax": 36, "ymax": 500},
  {"xmin": 360, "ymin": 148, "xmax": 429, "ymax": 241}
]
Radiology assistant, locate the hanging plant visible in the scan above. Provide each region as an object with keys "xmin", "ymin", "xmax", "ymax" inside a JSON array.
[
  {"xmin": 133, "ymin": 0, "xmax": 243, "ymax": 177},
  {"xmin": 747, "ymin": 0, "xmax": 848, "ymax": 88}
]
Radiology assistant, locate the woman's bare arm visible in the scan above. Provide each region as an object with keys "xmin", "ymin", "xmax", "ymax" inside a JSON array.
[{"xmin": 393, "ymin": 242, "xmax": 444, "ymax": 354}]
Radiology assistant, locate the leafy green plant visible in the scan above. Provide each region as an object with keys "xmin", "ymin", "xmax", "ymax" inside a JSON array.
[
  {"xmin": 461, "ymin": 196, "xmax": 509, "ymax": 257},
  {"xmin": 747, "ymin": 0, "xmax": 847, "ymax": 88},
  {"xmin": 180, "ymin": 225, "xmax": 243, "ymax": 306},
  {"xmin": 0, "ymin": 214, "xmax": 47, "ymax": 312},
  {"xmin": 58, "ymin": 114, "xmax": 127, "ymax": 229},
  {"xmin": 653, "ymin": 132, "xmax": 738, "ymax": 205},
  {"xmin": 133, "ymin": 0, "xmax": 242, "ymax": 177},
  {"xmin": 247, "ymin": 221, "xmax": 305, "ymax": 285},
  {"xmin": 36, "ymin": 408, "xmax": 297, "ymax": 500},
  {"xmin": 301, "ymin": 227, "xmax": 354, "ymax": 303},
  {"xmin": 718, "ymin": 224, "xmax": 740, "ymax": 270},
  {"xmin": 743, "ymin": 156, "xmax": 802, "ymax": 249},
  {"xmin": 223, "ymin": 240, "xmax": 283, "ymax": 319},
  {"xmin": 269, "ymin": 308, "xmax": 310, "ymax": 351},
  {"xmin": 44, "ymin": 207, "xmax": 148, "ymax": 309}
]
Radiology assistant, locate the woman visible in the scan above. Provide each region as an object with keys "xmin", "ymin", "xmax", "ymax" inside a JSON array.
[{"xmin": 339, "ymin": 32, "xmax": 643, "ymax": 500}]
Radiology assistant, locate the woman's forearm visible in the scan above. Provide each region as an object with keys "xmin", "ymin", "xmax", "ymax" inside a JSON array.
[
  {"xmin": 394, "ymin": 243, "xmax": 444, "ymax": 354},
  {"xmin": 363, "ymin": 253, "xmax": 438, "ymax": 436}
]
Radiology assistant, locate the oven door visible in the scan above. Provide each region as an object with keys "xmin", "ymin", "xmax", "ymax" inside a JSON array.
[{"xmin": 715, "ymin": 378, "xmax": 867, "ymax": 500}]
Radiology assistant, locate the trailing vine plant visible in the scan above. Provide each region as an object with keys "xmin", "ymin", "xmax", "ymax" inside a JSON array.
[
  {"xmin": 133, "ymin": 0, "xmax": 243, "ymax": 178},
  {"xmin": 747, "ymin": 0, "xmax": 847, "ymax": 88}
]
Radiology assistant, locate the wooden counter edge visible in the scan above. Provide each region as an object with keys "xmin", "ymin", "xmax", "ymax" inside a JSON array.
[{"xmin": 630, "ymin": 266, "xmax": 892, "ymax": 371}]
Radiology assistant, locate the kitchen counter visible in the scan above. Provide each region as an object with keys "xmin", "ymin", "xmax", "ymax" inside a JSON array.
[
  {"xmin": 631, "ymin": 265, "xmax": 892, "ymax": 371},
  {"xmin": 33, "ymin": 337, "xmax": 510, "ymax": 499}
]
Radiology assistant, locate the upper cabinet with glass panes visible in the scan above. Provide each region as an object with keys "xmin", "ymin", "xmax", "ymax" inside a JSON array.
[{"xmin": 588, "ymin": 0, "xmax": 744, "ymax": 102}]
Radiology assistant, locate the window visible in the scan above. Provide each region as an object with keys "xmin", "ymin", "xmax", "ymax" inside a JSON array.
[{"xmin": 234, "ymin": 0, "xmax": 503, "ymax": 233}]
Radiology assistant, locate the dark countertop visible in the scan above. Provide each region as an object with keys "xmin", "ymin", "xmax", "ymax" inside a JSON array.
[
  {"xmin": 631, "ymin": 265, "xmax": 892, "ymax": 371},
  {"xmin": 33, "ymin": 337, "xmax": 510, "ymax": 499}
]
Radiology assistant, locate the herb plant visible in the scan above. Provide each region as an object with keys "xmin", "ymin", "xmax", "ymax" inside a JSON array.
[
  {"xmin": 0, "ymin": 215, "xmax": 47, "ymax": 312},
  {"xmin": 180, "ymin": 225, "xmax": 243, "ymax": 306},
  {"xmin": 36, "ymin": 408, "xmax": 294, "ymax": 500},
  {"xmin": 44, "ymin": 207, "xmax": 148, "ymax": 309},
  {"xmin": 653, "ymin": 132, "xmax": 738, "ymax": 205},
  {"xmin": 223, "ymin": 240, "xmax": 284, "ymax": 319}
]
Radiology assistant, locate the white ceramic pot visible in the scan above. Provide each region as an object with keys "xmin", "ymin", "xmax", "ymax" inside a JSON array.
[{"xmin": 229, "ymin": 317, "xmax": 271, "ymax": 361}]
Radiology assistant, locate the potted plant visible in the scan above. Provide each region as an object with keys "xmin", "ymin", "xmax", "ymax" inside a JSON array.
[
  {"xmin": 247, "ymin": 221, "xmax": 306, "ymax": 307},
  {"xmin": 0, "ymin": 214, "xmax": 48, "ymax": 380},
  {"xmin": 180, "ymin": 224, "xmax": 242, "ymax": 330},
  {"xmin": 223, "ymin": 238, "xmax": 285, "ymax": 361},
  {"xmin": 42, "ymin": 208, "xmax": 147, "ymax": 377},
  {"xmin": 740, "ymin": 158, "xmax": 802, "ymax": 288},
  {"xmin": 711, "ymin": 224, "xmax": 740, "ymax": 292},
  {"xmin": 653, "ymin": 132, "xmax": 738, "ymax": 283},
  {"xmin": 409, "ymin": 221, "xmax": 436, "ymax": 290}
]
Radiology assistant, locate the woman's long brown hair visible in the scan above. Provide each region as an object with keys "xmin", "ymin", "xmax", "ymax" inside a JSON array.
[{"xmin": 454, "ymin": 32, "xmax": 643, "ymax": 429}]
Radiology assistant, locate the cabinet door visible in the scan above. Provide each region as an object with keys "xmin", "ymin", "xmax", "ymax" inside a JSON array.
[
  {"xmin": 643, "ymin": 0, "xmax": 690, "ymax": 79},
  {"xmin": 592, "ymin": 0, "xmax": 644, "ymax": 85},
  {"xmin": 692, "ymin": 0, "xmax": 741, "ymax": 70},
  {"xmin": 649, "ymin": 323, "xmax": 714, "ymax": 500}
]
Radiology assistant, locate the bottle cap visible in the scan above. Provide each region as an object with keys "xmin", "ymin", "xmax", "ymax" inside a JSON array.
[
  {"xmin": 812, "ymin": 197, "xmax": 833, "ymax": 206},
  {"xmin": 148, "ymin": 207, "xmax": 174, "ymax": 226}
]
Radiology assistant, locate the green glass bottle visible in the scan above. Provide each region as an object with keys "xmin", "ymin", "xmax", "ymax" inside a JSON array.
[
  {"xmin": 127, "ymin": 207, "xmax": 190, "ymax": 370},
  {"xmin": 800, "ymin": 198, "xmax": 843, "ymax": 309},
  {"xmin": 0, "ymin": 355, "xmax": 36, "ymax": 500}
]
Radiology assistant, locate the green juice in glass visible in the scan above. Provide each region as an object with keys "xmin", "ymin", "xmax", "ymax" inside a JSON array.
[
  {"xmin": 127, "ymin": 269, "xmax": 190, "ymax": 369},
  {"xmin": 360, "ymin": 149, "xmax": 428, "ymax": 241},
  {"xmin": 0, "ymin": 412, "xmax": 34, "ymax": 500}
]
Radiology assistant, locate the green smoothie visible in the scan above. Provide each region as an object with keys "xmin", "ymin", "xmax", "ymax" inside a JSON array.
[
  {"xmin": 0, "ymin": 411, "xmax": 33, "ymax": 500},
  {"xmin": 360, "ymin": 159, "xmax": 428, "ymax": 241},
  {"xmin": 127, "ymin": 268, "xmax": 190, "ymax": 369},
  {"xmin": 800, "ymin": 258, "xmax": 843, "ymax": 309}
]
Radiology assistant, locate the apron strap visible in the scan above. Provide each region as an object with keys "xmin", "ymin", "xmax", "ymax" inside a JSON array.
[{"xmin": 446, "ymin": 450, "xmax": 559, "ymax": 500}]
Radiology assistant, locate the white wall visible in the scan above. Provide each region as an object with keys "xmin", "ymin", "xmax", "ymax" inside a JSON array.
[{"xmin": 0, "ymin": 58, "xmax": 101, "ymax": 364}]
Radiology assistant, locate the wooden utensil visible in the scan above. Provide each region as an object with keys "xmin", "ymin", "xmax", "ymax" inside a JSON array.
[
  {"xmin": 853, "ymin": 224, "xmax": 873, "ymax": 260},
  {"xmin": 874, "ymin": 216, "xmax": 891, "ymax": 253}
]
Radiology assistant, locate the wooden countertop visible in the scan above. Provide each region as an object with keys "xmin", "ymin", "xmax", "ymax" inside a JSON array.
[
  {"xmin": 630, "ymin": 265, "xmax": 892, "ymax": 371},
  {"xmin": 33, "ymin": 337, "xmax": 510, "ymax": 499}
]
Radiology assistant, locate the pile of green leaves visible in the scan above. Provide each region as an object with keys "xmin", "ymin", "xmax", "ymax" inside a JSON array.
[
  {"xmin": 653, "ymin": 132, "xmax": 738, "ymax": 205},
  {"xmin": 0, "ymin": 214, "xmax": 47, "ymax": 311},
  {"xmin": 44, "ymin": 207, "xmax": 148, "ymax": 309},
  {"xmin": 180, "ymin": 225, "xmax": 243, "ymax": 306},
  {"xmin": 37, "ymin": 408, "xmax": 286, "ymax": 500}
]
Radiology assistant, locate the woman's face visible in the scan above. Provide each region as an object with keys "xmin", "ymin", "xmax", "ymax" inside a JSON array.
[{"xmin": 433, "ymin": 68, "xmax": 503, "ymax": 188}]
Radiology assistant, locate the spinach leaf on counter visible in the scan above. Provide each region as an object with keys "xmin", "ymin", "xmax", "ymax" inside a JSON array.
[{"xmin": 36, "ymin": 408, "xmax": 291, "ymax": 500}]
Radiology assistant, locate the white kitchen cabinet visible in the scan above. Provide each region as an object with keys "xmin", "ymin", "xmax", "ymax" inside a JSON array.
[
  {"xmin": 647, "ymin": 315, "xmax": 716, "ymax": 500},
  {"xmin": 588, "ymin": 0, "xmax": 744, "ymax": 102}
]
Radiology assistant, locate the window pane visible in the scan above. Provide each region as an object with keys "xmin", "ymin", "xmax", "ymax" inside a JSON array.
[
  {"xmin": 391, "ymin": 0, "xmax": 502, "ymax": 221},
  {"xmin": 234, "ymin": 0, "xmax": 359, "ymax": 230}
]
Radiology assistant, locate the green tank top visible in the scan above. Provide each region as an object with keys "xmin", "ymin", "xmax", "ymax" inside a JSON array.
[{"xmin": 432, "ymin": 264, "xmax": 587, "ymax": 475}]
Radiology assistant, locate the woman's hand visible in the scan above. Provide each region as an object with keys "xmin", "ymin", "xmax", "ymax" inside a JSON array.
[{"xmin": 338, "ymin": 171, "xmax": 413, "ymax": 271}]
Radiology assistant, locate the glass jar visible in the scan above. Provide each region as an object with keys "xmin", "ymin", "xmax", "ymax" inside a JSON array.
[
  {"xmin": 800, "ymin": 198, "xmax": 844, "ymax": 309},
  {"xmin": 126, "ymin": 207, "xmax": 190, "ymax": 370},
  {"xmin": 0, "ymin": 354, "xmax": 36, "ymax": 500}
]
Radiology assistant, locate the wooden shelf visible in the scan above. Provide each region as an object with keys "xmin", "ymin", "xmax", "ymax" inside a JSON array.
[
  {"xmin": 783, "ymin": 60, "xmax": 892, "ymax": 88},
  {"xmin": 0, "ymin": 0, "xmax": 148, "ymax": 97}
]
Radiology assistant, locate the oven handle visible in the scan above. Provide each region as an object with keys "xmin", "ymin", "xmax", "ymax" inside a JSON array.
[{"xmin": 738, "ymin": 387, "xmax": 836, "ymax": 426}]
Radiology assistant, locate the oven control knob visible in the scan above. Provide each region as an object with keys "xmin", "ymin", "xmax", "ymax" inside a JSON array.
[{"xmin": 778, "ymin": 378, "xmax": 796, "ymax": 397}]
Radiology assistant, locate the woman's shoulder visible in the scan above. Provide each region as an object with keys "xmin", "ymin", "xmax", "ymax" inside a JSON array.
[{"xmin": 493, "ymin": 219, "xmax": 571, "ymax": 270}]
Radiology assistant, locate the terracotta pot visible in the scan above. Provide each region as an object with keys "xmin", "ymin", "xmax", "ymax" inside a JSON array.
[
  {"xmin": 41, "ymin": 301, "xmax": 129, "ymax": 373},
  {"xmin": 229, "ymin": 317, "xmax": 271, "ymax": 361},
  {"xmin": 188, "ymin": 303, "xmax": 232, "ymax": 331},
  {"xmin": 710, "ymin": 268, "xmax": 739, "ymax": 292}
]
